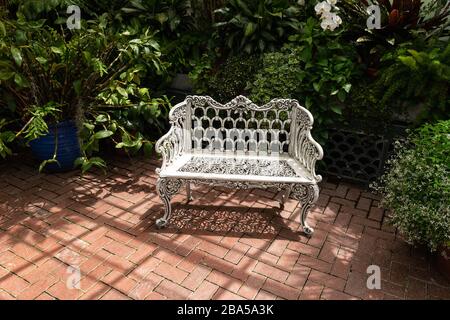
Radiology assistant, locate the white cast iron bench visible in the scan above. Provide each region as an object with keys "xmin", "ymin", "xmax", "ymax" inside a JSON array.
[{"xmin": 155, "ymin": 95, "xmax": 324, "ymax": 235}]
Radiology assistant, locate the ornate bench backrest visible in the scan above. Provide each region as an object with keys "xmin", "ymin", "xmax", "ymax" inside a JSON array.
[{"xmin": 186, "ymin": 95, "xmax": 298, "ymax": 155}]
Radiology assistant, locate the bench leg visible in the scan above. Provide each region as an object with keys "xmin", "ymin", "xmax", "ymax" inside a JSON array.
[
  {"xmin": 186, "ymin": 182, "xmax": 193, "ymax": 203},
  {"xmin": 279, "ymin": 187, "xmax": 292, "ymax": 210},
  {"xmin": 156, "ymin": 178, "xmax": 182, "ymax": 228},
  {"xmin": 292, "ymin": 184, "xmax": 319, "ymax": 236}
]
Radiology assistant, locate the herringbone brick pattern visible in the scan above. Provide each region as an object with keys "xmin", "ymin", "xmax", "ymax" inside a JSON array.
[{"xmin": 0, "ymin": 155, "xmax": 449, "ymax": 300}]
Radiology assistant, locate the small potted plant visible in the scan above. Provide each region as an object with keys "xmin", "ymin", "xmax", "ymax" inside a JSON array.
[
  {"xmin": 374, "ymin": 120, "xmax": 450, "ymax": 280},
  {"xmin": 0, "ymin": 15, "xmax": 167, "ymax": 172}
]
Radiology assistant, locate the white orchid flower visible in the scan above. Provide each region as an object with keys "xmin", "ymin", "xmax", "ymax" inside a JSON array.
[
  {"xmin": 315, "ymin": 1, "xmax": 331, "ymax": 16},
  {"xmin": 328, "ymin": 21, "xmax": 339, "ymax": 31},
  {"xmin": 322, "ymin": 12, "xmax": 342, "ymax": 25},
  {"xmin": 331, "ymin": 13, "xmax": 342, "ymax": 25},
  {"xmin": 320, "ymin": 18, "xmax": 338, "ymax": 31},
  {"xmin": 327, "ymin": 0, "xmax": 338, "ymax": 5},
  {"xmin": 320, "ymin": 19, "xmax": 330, "ymax": 30}
]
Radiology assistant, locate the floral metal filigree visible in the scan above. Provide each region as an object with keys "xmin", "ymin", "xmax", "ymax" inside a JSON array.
[{"xmin": 178, "ymin": 157, "xmax": 297, "ymax": 177}]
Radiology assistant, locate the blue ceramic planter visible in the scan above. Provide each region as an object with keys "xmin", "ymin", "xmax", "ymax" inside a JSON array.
[{"xmin": 29, "ymin": 120, "xmax": 81, "ymax": 172}]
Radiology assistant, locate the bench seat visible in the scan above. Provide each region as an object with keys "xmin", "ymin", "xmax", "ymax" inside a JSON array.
[{"xmin": 159, "ymin": 153, "xmax": 315, "ymax": 184}]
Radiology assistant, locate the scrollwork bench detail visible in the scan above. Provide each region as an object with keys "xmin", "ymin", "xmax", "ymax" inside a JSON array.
[{"xmin": 155, "ymin": 95, "xmax": 324, "ymax": 235}]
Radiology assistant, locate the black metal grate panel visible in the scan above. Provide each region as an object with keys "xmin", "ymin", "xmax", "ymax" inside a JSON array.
[
  {"xmin": 322, "ymin": 129, "xmax": 389, "ymax": 185},
  {"xmin": 320, "ymin": 123, "xmax": 407, "ymax": 186}
]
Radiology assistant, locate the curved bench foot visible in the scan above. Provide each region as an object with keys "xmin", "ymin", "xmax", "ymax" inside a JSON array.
[
  {"xmin": 303, "ymin": 225, "xmax": 314, "ymax": 236},
  {"xmin": 156, "ymin": 218, "xmax": 168, "ymax": 229},
  {"xmin": 156, "ymin": 178, "xmax": 182, "ymax": 228},
  {"xmin": 291, "ymin": 184, "xmax": 319, "ymax": 236}
]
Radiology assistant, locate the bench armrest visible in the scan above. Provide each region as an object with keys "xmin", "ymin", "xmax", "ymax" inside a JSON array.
[
  {"xmin": 155, "ymin": 101, "xmax": 187, "ymax": 172},
  {"xmin": 290, "ymin": 104, "xmax": 324, "ymax": 182}
]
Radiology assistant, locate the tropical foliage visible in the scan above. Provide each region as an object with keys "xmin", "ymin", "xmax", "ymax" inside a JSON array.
[
  {"xmin": 1, "ymin": 0, "xmax": 449, "ymax": 177},
  {"xmin": 213, "ymin": 0, "xmax": 304, "ymax": 55},
  {"xmin": 249, "ymin": 17, "xmax": 361, "ymax": 141},
  {"xmin": 340, "ymin": 0, "xmax": 450, "ymax": 70},
  {"xmin": 374, "ymin": 40, "xmax": 450, "ymax": 123}
]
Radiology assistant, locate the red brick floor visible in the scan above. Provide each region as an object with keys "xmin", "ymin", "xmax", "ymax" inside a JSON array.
[{"xmin": 0, "ymin": 155, "xmax": 449, "ymax": 300}]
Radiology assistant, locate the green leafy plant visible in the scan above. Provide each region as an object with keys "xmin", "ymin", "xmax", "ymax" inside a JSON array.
[
  {"xmin": 0, "ymin": 14, "xmax": 169, "ymax": 171},
  {"xmin": 249, "ymin": 17, "xmax": 361, "ymax": 141},
  {"xmin": 340, "ymin": 0, "xmax": 450, "ymax": 71},
  {"xmin": 120, "ymin": 0, "xmax": 196, "ymax": 37},
  {"xmin": 373, "ymin": 39, "xmax": 450, "ymax": 123},
  {"xmin": 213, "ymin": 0, "xmax": 304, "ymax": 54},
  {"xmin": 191, "ymin": 53, "xmax": 262, "ymax": 102},
  {"xmin": 374, "ymin": 120, "xmax": 450, "ymax": 251}
]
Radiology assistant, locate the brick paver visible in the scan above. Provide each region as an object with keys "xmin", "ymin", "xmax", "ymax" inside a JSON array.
[{"xmin": 0, "ymin": 155, "xmax": 449, "ymax": 300}]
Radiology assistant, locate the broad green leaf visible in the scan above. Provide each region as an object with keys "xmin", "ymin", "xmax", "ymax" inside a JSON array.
[
  {"xmin": 94, "ymin": 130, "xmax": 113, "ymax": 139},
  {"xmin": 155, "ymin": 13, "xmax": 168, "ymax": 24},
  {"xmin": 244, "ymin": 22, "xmax": 256, "ymax": 37},
  {"xmin": 398, "ymin": 56, "xmax": 417, "ymax": 70},
  {"xmin": 81, "ymin": 162, "xmax": 92, "ymax": 173},
  {"xmin": 0, "ymin": 142, "xmax": 12, "ymax": 158},
  {"xmin": 1, "ymin": 131, "xmax": 15, "ymax": 143},
  {"xmin": 95, "ymin": 114, "xmax": 108, "ymax": 123},
  {"xmin": 343, "ymin": 84, "xmax": 352, "ymax": 93},
  {"xmin": 236, "ymin": 0, "xmax": 252, "ymax": 16},
  {"xmin": 130, "ymin": 0, "xmax": 146, "ymax": 10},
  {"xmin": 330, "ymin": 106, "xmax": 342, "ymax": 115},
  {"xmin": 269, "ymin": 11, "xmax": 283, "ymax": 18},
  {"xmin": 11, "ymin": 47, "xmax": 23, "ymax": 66},
  {"xmin": 74, "ymin": 157, "xmax": 86, "ymax": 168},
  {"xmin": 89, "ymin": 157, "xmax": 107, "ymax": 168},
  {"xmin": 15, "ymin": 30, "xmax": 27, "ymax": 43},
  {"xmin": 36, "ymin": 57, "xmax": 48, "ymax": 64},
  {"xmin": 82, "ymin": 51, "xmax": 91, "ymax": 63},
  {"xmin": 0, "ymin": 71, "xmax": 15, "ymax": 81},
  {"xmin": 80, "ymin": 157, "xmax": 106, "ymax": 174},
  {"xmin": 407, "ymin": 49, "xmax": 423, "ymax": 63},
  {"xmin": 83, "ymin": 123, "xmax": 95, "ymax": 131},
  {"xmin": 116, "ymin": 87, "xmax": 128, "ymax": 97},
  {"xmin": 51, "ymin": 46, "xmax": 64, "ymax": 55},
  {"xmin": 121, "ymin": 7, "xmax": 140, "ymax": 13},
  {"xmin": 313, "ymin": 82, "xmax": 321, "ymax": 92},
  {"xmin": 138, "ymin": 88, "xmax": 149, "ymax": 97},
  {"xmin": 109, "ymin": 122, "xmax": 117, "ymax": 132},
  {"xmin": 14, "ymin": 73, "xmax": 28, "ymax": 87},
  {"xmin": 337, "ymin": 91, "xmax": 346, "ymax": 102}
]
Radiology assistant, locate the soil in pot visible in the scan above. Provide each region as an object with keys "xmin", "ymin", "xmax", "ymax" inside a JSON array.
[{"xmin": 29, "ymin": 120, "xmax": 81, "ymax": 172}]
